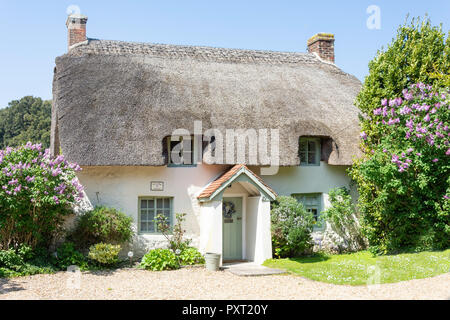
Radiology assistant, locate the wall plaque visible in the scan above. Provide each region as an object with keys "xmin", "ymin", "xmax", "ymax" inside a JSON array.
[{"xmin": 150, "ymin": 181, "xmax": 164, "ymax": 191}]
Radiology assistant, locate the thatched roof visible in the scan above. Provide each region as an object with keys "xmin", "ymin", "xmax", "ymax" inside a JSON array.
[{"xmin": 51, "ymin": 39, "xmax": 362, "ymax": 166}]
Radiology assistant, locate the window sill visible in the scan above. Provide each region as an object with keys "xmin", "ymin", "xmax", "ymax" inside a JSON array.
[
  {"xmin": 137, "ymin": 232, "xmax": 173, "ymax": 236},
  {"xmin": 167, "ymin": 164, "xmax": 197, "ymax": 168}
]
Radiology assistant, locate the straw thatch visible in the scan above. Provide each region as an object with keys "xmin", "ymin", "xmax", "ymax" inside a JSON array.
[{"xmin": 51, "ymin": 39, "xmax": 362, "ymax": 166}]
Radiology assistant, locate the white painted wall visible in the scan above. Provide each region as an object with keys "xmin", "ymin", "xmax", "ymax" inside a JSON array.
[
  {"xmin": 76, "ymin": 162, "xmax": 351, "ymax": 257},
  {"xmin": 246, "ymin": 196, "xmax": 272, "ymax": 264},
  {"xmin": 77, "ymin": 164, "xmax": 228, "ymax": 256},
  {"xmin": 199, "ymin": 200, "xmax": 223, "ymax": 259},
  {"xmin": 250, "ymin": 162, "xmax": 351, "ymax": 196}
]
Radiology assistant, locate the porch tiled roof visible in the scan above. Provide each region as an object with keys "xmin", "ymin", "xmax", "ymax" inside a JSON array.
[{"xmin": 197, "ymin": 164, "xmax": 277, "ymax": 200}]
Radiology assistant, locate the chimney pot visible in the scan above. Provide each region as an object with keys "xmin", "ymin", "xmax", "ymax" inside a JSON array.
[
  {"xmin": 66, "ymin": 14, "xmax": 88, "ymax": 50},
  {"xmin": 307, "ymin": 33, "xmax": 335, "ymax": 63}
]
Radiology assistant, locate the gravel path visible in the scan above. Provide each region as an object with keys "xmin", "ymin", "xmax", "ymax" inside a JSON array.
[{"xmin": 0, "ymin": 268, "xmax": 449, "ymax": 300}]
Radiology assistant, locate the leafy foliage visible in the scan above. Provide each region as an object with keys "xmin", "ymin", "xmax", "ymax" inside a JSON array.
[
  {"xmin": 54, "ymin": 242, "xmax": 88, "ymax": 270},
  {"xmin": 178, "ymin": 247, "xmax": 205, "ymax": 265},
  {"xmin": 356, "ymin": 17, "xmax": 449, "ymax": 144},
  {"xmin": 0, "ymin": 245, "xmax": 55, "ymax": 277},
  {"xmin": 69, "ymin": 206, "xmax": 133, "ymax": 249},
  {"xmin": 321, "ymin": 187, "xmax": 367, "ymax": 252},
  {"xmin": 0, "ymin": 96, "xmax": 51, "ymax": 149},
  {"xmin": 139, "ymin": 248, "xmax": 179, "ymax": 271},
  {"xmin": 0, "ymin": 143, "xmax": 84, "ymax": 249},
  {"xmin": 88, "ymin": 243, "xmax": 121, "ymax": 266},
  {"xmin": 271, "ymin": 196, "xmax": 315, "ymax": 258},
  {"xmin": 351, "ymin": 17, "xmax": 450, "ymax": 254},
  {"xmin": 351, "ymin": 84, "xmax": 449, "ymax": 253}
]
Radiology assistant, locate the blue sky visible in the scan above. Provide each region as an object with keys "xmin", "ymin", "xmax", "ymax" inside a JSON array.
[{"xmin": 0, "ymin": 0, "xmax": 449, "ymax": 108}]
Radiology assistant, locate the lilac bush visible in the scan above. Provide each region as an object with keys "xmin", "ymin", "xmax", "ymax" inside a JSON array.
[
  {"xmin": 351, "ymin": 84, "xmax": 449, "ymax": 253},
  {"xmin": 0, "ymin": 142, "xmax": 84, "ymax": 249}
]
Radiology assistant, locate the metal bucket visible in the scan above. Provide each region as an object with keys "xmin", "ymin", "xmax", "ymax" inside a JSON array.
[{"xmin": 205, "ymin": 252, "xmax": 221, "ymax": 271}]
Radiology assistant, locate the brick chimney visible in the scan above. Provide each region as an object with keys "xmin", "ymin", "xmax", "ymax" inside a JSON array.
[
  {"xmin": 66, "ymin": 14, "xmax": 88, "ymax": 50},
  {"xmin": 307, "ymin": 33, "xmax": 335, "ymax": 63}
]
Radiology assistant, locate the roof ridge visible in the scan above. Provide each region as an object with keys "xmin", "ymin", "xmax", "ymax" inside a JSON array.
[
  {"xmin": 85, "ymin": 38, "xmax": 314, "ymax": 56},
  {"xmin": 67, "ymin": 38, "xmax": 324, "ymax": 66}
]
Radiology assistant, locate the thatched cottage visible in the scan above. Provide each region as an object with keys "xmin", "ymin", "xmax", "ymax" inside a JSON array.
[{"xmin": 51, "ymin": 14, "xmax": 361, "ymax": 264}]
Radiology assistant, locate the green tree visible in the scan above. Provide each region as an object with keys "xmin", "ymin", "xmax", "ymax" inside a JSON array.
[
  {"xmin": 357, "ymin": 17, "xmax": 449, "ymax": 147},
  {"xmin": 350, "ymin": 17, "xmax": 450, "ymax": 254},
  {"xmin": 0, "ymin": 96, "xmax": 51, "ymax": 149}
]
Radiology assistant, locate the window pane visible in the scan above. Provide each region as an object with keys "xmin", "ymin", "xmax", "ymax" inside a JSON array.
[
  {"xmin": 141, "ymin": 221, "xmax": 147, "ymax": 232},
  {"xmin": 157, "ymin": 198, "xmax": 163, "ymax": 209},
  {"xmin": 148, "ymin": 199, "xmax": 154, "ymax": 209},
  {"xmin": 163, "ymin": 198, "xmax": 170, "ymax": 208},
  {"xmin": 299, "ymin": 140, "xmax": 307, "ymax": 152},
  {"xmin": 308, "ymin": 151, "xmax": 316, "ymax": 164},
  {"xmin": 182, "ymin": 151, "xmax": 193, "ymax": 165},
  {"xmin": 148, "ymin": 211, "xmax": 154, "ymax": 223},
  {"xmin": 148, "ymin": 221, "xmax": 155, "ymax": 233},
  {"xmin": 141, "ymin": 199, "xmax": 147, "ymax": 209},
  {"xmin": 299, "ymin": 151, "xmax": 307, "ymax": 164},
  {"xmin": 310, "ymin": 208, "xmax": 318, "ymax": 221},
  {"xmin": 141, "ymin": 212, "xmax": 148, "ymax": 221}
]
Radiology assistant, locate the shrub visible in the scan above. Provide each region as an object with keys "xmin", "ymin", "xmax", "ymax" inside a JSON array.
[
  {"xmin": 271, "ymin": 196, "xmax": 315, "ymax": 258},
  {"xmin": 321, "ymin": 187, "xmax": 367, "ymax": 252},
  {"xmin": 0, "ymin": 143, "xmax": 83, "ymax": 249},
  {"xmin": 351, "ymin": 84, "xmax": 450, "ymax": 253},
  {"xmin": 351, "ymin": 17, "xmax": 449, "ymax": 254},
  {"xmin": 140, "ymin": 248, "xmax": 179, "ymax": 271},
  {"xmin": 69, "ymin": 206, "xmax": 133, "ymax": 249},
  {"xmin": 0, "ymin": 245, "xmax": 55, "ymax": 277},
  {"xmin": 156, "ymin": 212, "xmax": 191, "ymax": 252},
  {"xmin": 54, "ymin": 242, "xmax": 87, "ymax": 270},
  {"xmin": 179, "ymin": 247, "xmax": 205, "ymax": 265},
  {"xmin": 88, "ymin": 243, "xmax": 121, "ymax": 266}
]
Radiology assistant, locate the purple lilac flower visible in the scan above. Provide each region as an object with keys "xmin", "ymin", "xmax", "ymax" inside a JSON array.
[
  {"xmin": 391, "ymin": 154, "xmax": 399, "ymax": 163},
  {"xmin": 432, "ymin": 158, "xmax": 439, "ymax": 163},
  {"xmin": 360, "ymin": 132, "xmax": 367, "ymax": 140}
]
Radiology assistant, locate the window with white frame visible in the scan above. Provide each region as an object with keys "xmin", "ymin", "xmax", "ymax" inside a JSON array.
[
  {"xmin": 139, "ymin": 197, "xmax": 173, "ymax": 233},
  {"xmin": 292, "ymin": 193, "xmax": 322, "ymax": 224},
  {"xmin": 168, "ymin": 135, "xmax": 195, "ymax": 166},
  {"xmin": 299, "ymin": 137, "xmax": 320, "ymax": 166}
]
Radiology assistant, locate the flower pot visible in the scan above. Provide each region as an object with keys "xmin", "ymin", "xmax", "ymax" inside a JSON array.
[{"xmin": 205, "ymin": 252, "xmax": 221, "ymax": 271}]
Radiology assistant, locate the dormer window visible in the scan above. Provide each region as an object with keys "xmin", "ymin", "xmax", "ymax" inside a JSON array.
[
  {"xmin": 168, "ymin": 135, "xmax": 195, "ymax": 167},
  {"xmin": 299, "ymin": 137, "xmax": 320, "ymax": 166}
]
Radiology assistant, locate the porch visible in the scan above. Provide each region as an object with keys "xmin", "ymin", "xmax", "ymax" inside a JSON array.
[{"xmin": 197, "ymin": 165, "xmax": 277, "ymax": 265}]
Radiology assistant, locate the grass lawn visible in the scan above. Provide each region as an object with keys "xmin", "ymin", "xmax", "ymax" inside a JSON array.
[{"xmin": 263, "ymin": 249, "xmax": 450, "ymax": 285}]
